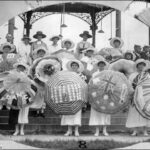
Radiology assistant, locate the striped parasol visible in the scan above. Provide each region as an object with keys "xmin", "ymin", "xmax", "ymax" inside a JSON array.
[
  {"xmin": 45, "ymin": 71, "xmax": 87, "ymax": 115},
  {"xmin": 88, "ymin": 70, "xmax": 133, "ymax": 114},
  {"xmin": 134, "ymin": 72, "xmax": 150, "ymax": 119}
]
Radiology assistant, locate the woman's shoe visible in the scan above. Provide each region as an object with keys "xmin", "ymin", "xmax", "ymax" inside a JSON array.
[
  {"xmin": 103, "ymin": 131, "xmax": 109, "ymax": 136},
  {"xmin": 64, "ymin": 131, "xmax": 72, "ymax": 136},
  {"xmin": 20, "ymin": 131, "xmax": 24, "ymax": 136},
  {"xmin": 143, "ymin": 132, "xmax": 149, "ymax": 136},
  {"xmin": 131, "ymin": 131, "xmax": 137, "ymax": 136},
  {"xmin": 75, "ymin": 132, "xmax": 79, "ymax": 137},
  {"xmin": 13, "ymin": 131, "xmax": 19, "ymax": 136},
  {"xmin": 94, "ymin": 132, "xmax": 99, "ymax": 137}
]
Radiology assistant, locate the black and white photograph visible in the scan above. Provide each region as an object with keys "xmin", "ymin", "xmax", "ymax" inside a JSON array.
[{"xmin": 0, "ymin": 0, "xmax": 150, "ymax": 149}]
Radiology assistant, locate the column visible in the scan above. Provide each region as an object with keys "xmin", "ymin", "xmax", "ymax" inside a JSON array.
[
  {"xmin": 90, "ymin": 9, "xmax": 97, "ymax": 47},
  {"xmin": 24, "ymin": 11, "xmax": 32, "ymax": 36},
  {"xmin": 116, "ymin": 10, "xmax": 121, "ymax": 37},
  {"xmin": 8, "ymin": 18, "xmax": 15, "ymax": 37}
]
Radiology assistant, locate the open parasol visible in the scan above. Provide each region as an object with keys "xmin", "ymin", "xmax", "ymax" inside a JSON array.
[
  {"xmin": 133, "ymin": 72, "xmax": 150, "ymax": 120},
  {"xmin": 3, "ymin": 70, "xmax": 36, "ymax": 96},
  {"xmin": 88, "ymin": 70, "xmax": 133, "ymax": 114},
  {"xmin": 45, "ymin": 71, "xmax": 88, "ymax": 115},
  {"xmin": 30, "ymin": 56, "xmax": 62, "ymax": 85}
]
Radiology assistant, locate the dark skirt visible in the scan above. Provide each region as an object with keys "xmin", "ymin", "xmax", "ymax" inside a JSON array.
[{"xmin": 8, "ymin": 99, "xmax": 19, "ymax": 128}]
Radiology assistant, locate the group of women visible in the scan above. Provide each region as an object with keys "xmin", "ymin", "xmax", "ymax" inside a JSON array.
[{"xmin": 0, "ymin": 30, "xmax": 150, "ymax": 137}]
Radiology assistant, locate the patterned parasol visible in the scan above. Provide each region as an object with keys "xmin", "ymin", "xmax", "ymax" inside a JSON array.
[
  {"xmin": 88, "ymin": 70, "xmax": 133, "ymax": 114},
  {"xmin": 109, "ymin": 59, "xmax": 136, "ymax": 78},
  {"xmin": 3, "ymin": 70, "xmax": 36, "ymax": 96},
  {"xmin": 30, "ymin": 56, "xmax": 62, "ymax": 85},
  {"xmin": 134, "ymin": 72, "xmax": 150, "ymax": 119},
  {"xmin": 45, "ymin": 71, "xmax": 88, "ymax": 115}
]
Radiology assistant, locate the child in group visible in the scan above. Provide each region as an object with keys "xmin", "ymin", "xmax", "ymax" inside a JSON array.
[
  {"xmin": 126, "ymin": 59, "xmax": 150, "ymax": 136},
  {"xmin": 124, "ymin": 51, "xmax": 135, "ymax": 61},
  {"xmin": 89, "ymin": 59, "xmax": 111, "ymax": 136}
]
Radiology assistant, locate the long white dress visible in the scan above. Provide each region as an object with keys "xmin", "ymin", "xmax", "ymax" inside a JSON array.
[
  {"xmin": 61, "ymin": 110, "xmax": 81, "ymax": 126},
  {"xmin": 89, "ymin": 70, "xmax": 111, "ymax": 126},
  {"xmin": 126, "ymin": 72, "xmax": 150, "ymax": 128}
]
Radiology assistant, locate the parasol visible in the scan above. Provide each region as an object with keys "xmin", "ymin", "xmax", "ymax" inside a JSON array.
[
  {"xmin": 45, "ymin": 71, "xmax": 88, "ymax": 115},
  {"xmin": 88, "ymin": 70, "xmax": 133, "ymax": 114},
  {"xmin": 109, "ymin": 59, "xmax": 136, "ymax": 78},
  {"xmin": 30, "ymin": 56, "xmax": 62, "ymax": 85},
  {"xmin": 3, "ymin": 70, "xmax": 36, "ymax": 96},
  {"xmin": 51, "ymin": 49, "xmax": 77, "ymax": 60},
  {"xmin": 134, "ymin": 73, "xmax": 150, "ymax": 120}
]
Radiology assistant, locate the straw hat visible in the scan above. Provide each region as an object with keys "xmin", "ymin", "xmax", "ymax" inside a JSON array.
[
  {"xmin": 13, "ymin": 61, "xmax": 29, "ymax": 71},
  {"xmin": 62, "ymin": 39, "xmax": 75, "ymax": 49},
  {"xmin": 21, "ymin": 35, "xmax": 31, "ymax": 41},
  {"xmin": 135, "ymin": 59, "xmax": 147, "ymax": 68},
  {"xmin": 83, "ymin": 47, "xmax": 97, "ymax": 54},
  {"xmin": 0, "ymin": 42, "xmax": 15, "ymax": 53},
  {"xmin": 33, "ymin": 46, "xmax": 47, "ymax": 56},
  {"xmin": 124, "ymin": 50, "xmax": 136, "ymax": 60},
  {"xmin": 67, "ymin": 59, "xmax": 84, "ymax": 72},
  {"xmin": 33, "ymin": 31, "xmax": 46, "ymax": 39},
  {"xmin": 50, "ymin": 35, "xmax": 60, "ymax": 41},
  {"xmin": 79, "ymin": 31, "xmax": 92, "ymax": 38},
  {"xmin": 110, "ymin": 37, "xmax": 124, "ymax": 48}
]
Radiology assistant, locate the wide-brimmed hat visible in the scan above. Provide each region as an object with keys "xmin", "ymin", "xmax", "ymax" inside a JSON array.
[
  {"xmin": 83, "ymin": 47, "xmax": 97, "ymax": 54},
  {"xmin": 0, "ymin": 42, "xmax": 15, "ymax": 53},
  {"xmin": 135, "ymin": 59, "xmax": 147, "ymax": 68},
  {"xmin": 33, "ymin": 46, "xmax": 47, "ymax": 56},
  {"xmin": 33, "ymin": 31, "xmax": 46, "ymax": 39},
  {"xmin": 21, "ymin": 35, "xmax": 31, "ymax": 41},
  {"xmin": 62, "ymin": 39, "xmax": 75, "ymax": 49},
  {"xmin": 67, "ymin": 59, "xmax": 84, "ymax": 72},
  {"xmin": 124, "ymin": 51, "xmax": 135, "ymax": 60},
  {"xmin": 79, "ymin": 31, "xmax": 92, "ymax": 38},
  {"xmin": 13, "ymin": 61, "xmax": 29, "ymax": 71},
  {"xmin": 110, "ymin": 37, "xmax": 124, "ymax": 48},
  {"xmin": 50, "ymin": 35, "xmax": 60, "ymax": 41}
]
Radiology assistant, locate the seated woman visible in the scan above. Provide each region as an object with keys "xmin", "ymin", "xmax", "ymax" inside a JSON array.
[
  {"xmin": 0, "ymin": 43, "xmax": 19, "ymax": 72},
  {"xmin": 61, "ymin": 39, "xmax": 75, "ymax": 53},
  {"xmin": 109, "ymin": 37, "xmax": 124, "ymax": 61},
  {"xmin": 32, "ymin": 46, "xmax": 48, "ymax": 63},
  {"xmin": 124, "ymin": 51, "xmax": 135, "ymax": 61}
]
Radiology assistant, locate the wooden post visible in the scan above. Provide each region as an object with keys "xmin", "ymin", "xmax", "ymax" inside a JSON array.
[
  {"xmin": 8, "ymin": 18, "xmax": 15, "ymax": 37},
  {"xmin": 116, "ymin": 10, "xmax": 121, "ymax": 37}
]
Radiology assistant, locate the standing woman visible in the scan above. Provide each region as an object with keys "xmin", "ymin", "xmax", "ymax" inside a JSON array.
[
  {"xmin": 49, "ymin": 35, "xmax": 61, "ymax": 54},
  {"xmin": 61, "ymin": 60, "xmax": 86, "ymax": 137},
  {"xmin": 89, "ymin": 59, "xmax": 111, "ymax": 136},
  {"xmin": 76, "ymin": 31, "xmax": 92, "ymax": 59},
  {"xmin": 30, "ymin": 31, "xmax": 48, "ymax": 61},
  {"xmin": 126, "ymin": 59, "xmax": 150, "ymax": 136}
]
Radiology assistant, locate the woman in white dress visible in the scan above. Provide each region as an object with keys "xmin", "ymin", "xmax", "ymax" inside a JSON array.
[
  {"xmin": 61, "ymin": 59, "xmax": 86, "ymax": 137},
  {"xmin": 49, "ymin": 35, "xmax": 61, "ymax": 54},
  {"xmin": 6, "ymin": 62, "xmax": 35, "ymax": 135},
  {"xmin": 126, "ymin": 59, "xmax": 150, "ymax": 136},
  {"xmin": 89, "ymin": 59, "xmax": 111, "ymax": 136}
]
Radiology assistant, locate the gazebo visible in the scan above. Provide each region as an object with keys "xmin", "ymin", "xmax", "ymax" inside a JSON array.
[{"xmin": 9, "ymin": 2, "xmax": 121, "ymax": 46}]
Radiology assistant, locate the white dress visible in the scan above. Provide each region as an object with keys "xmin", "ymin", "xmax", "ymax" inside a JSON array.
[
  {"xmin": 17, "ymin": 42, "xmax": 31, "ymax": 64},
  {"xmin": 49, "ymin": 44, "xmax": 61, "ymax": 54},
  {"xmin": 61, "ymin": 110, "xmax": 81, "ymax": 126},
  {"xmin": 89, "ymin": 107, "xmax": 111, "ymax": 126},
  {"xmin": 89, "ymin": 70, "xmax": 111, "ymax": 126},
  {"xmin": 126, "ymin": 72, "xmax": 150, "ymax": 128}
]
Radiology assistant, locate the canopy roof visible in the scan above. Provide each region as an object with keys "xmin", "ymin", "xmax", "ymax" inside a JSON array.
[{"xmin": 0, "ymin": 0, "xmax": 132, "ymax": 26}]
